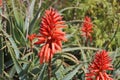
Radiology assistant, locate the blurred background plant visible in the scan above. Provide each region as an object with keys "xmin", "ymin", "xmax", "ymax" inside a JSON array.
[{"xmin": 0, "ymin": 0, "xmax": 120, "ymax": 80}]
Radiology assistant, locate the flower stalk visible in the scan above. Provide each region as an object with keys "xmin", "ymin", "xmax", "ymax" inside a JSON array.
[{"xmin": 48, "ymin": 55, "xmax": 52, "ymax": 80}]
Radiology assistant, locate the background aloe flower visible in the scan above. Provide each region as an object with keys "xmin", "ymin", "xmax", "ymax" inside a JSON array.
[
  {"xmin": 35, "ymin": 8, "xmax": 66, "ymax": 64},
  {"xmin": 81, "ymin": 16, "xmax": 93, "ymax": 42},
  {"xmin": 28, "ymin": 34, "xmax": 36, "ymax": 49},
  {"xmin": 86, "ymin": 50, "xmax": 113, "ymax": 80},
  {"xmin": 0, "ymin": 0, "xmax": 2, "ymax": 7},
  {"xmin": 28, "ymin": 34, "xmax": 36, "ymax": 42}
]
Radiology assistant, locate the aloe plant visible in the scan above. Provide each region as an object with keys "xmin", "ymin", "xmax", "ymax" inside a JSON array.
[{"xmin": 0, "ymin": 0, "xmax": 120, "ymax": 80}]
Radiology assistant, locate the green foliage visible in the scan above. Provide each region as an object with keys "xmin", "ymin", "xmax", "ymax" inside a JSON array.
[{"xmin": 0, "ymin": 0, "xmax": 120, "ymax": 80}]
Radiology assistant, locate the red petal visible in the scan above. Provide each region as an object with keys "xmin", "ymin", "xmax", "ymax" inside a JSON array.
[
  {"xmin": 46, "ymin": 48, "xmax": 50, "ymax": 62},
  {"xmin": 44, "ymin": 44, "xmax": 49, "ymax": 59},
  {"xmin": 51, "ymin": 42, "xmax": 56, "ymax": 53},
  {"xmin": 56, "ymin": 41, "xmax": 62, "ymax": 48},
  {"xmin": 96, "ymin": 76, "xmax": 100, "ymax": 80},
  {"xmin": 54, "ymin": 42, "xmax": 61, "ymax": 51},
  {"xmin": 34, "ymin": 37, "xmax": 46, "ymax": 44},
  {"xmin": 40, "ymin": 31, "xmax": 49, "ymax": 36},
  {"xmin": 40, "ymin": 57, "xmax": 44, "ymax": 64},
  {"xmin": 39, "ymin": 45, "xmax": 46, "ymax": 57},
  {"xmin": 54, "ymin": 30, "xmax": 65, "ymax": 35},
  {"xmin": 55, "ymin": 21, "xmax": 65, "ymax": 25},
  {"xmin": 99, "ymin": 72, "xmax": 105, "ymax": 80}
]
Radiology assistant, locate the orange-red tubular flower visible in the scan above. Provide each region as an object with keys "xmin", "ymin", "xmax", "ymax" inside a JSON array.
[
  {"xmin": 86, "ymin": 50, "xmax": 113, "ymax": 80},
  {"xmin": 0, "ymin": 0, "xmax": 2, "ymax": 7},
  {"xmin": 35, "ymin": 8, "xmax": 67, "ymax": 64},
  {"xmin": 28, "ymin": 34, "xmax": 36, "ymax": 42},
  {"xmin": 81, "ymin": 16, "xmax": 93, "ymax": 42},
  {"xmin": 28, "ymin": 34, "xmax": 36, "ymax": 49}
]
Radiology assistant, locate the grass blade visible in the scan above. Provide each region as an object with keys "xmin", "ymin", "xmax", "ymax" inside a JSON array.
[
  {"xmin": 0, "ymin": 35, "xmax": 4, "ymax": 75},
  {"xmin": 37, "ymin": 64, "xmax": 46, "ymax": 80},
  {"xmin": 0, "ymin": 28, "xmax": 20, "ymax": 58},
  {"xmin": 62, "ymin": 64, "xmax": 82, "ymax": 80},
  {"xmin": 6, "ymin": 41, "xmax": 22, "ymax": 74}
]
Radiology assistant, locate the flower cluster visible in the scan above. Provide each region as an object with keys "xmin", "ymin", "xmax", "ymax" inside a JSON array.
[
  {"xmin": 27, "ymin": 8, "xmax": 113, "ymax": 80},
  {"xmin": 81, "ymin": 16, "xmax": 93, "ymax": 42},
  {"xmin": 86, "ymin": 50, "xmax": 113, "ymax": 80},
  {"xmin": 34, "ymin": 8, "xmax": 66, "ymax": 64}
]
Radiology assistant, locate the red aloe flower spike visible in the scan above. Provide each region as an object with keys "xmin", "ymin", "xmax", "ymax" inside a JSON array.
[
  {"xmin": 35, "ymin": 7, "xmax": 67, "ymax": 64},
  {"xmin": 81, "ymin": 16, "xmax": 93, "ymax": 42},
  {"xmin": 86, "ymin": 50, "xmax": 113, "ymax": 80},
  {"xmin": 0, "ymin": 0, "xmax": 2, "ymax": 7}
]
